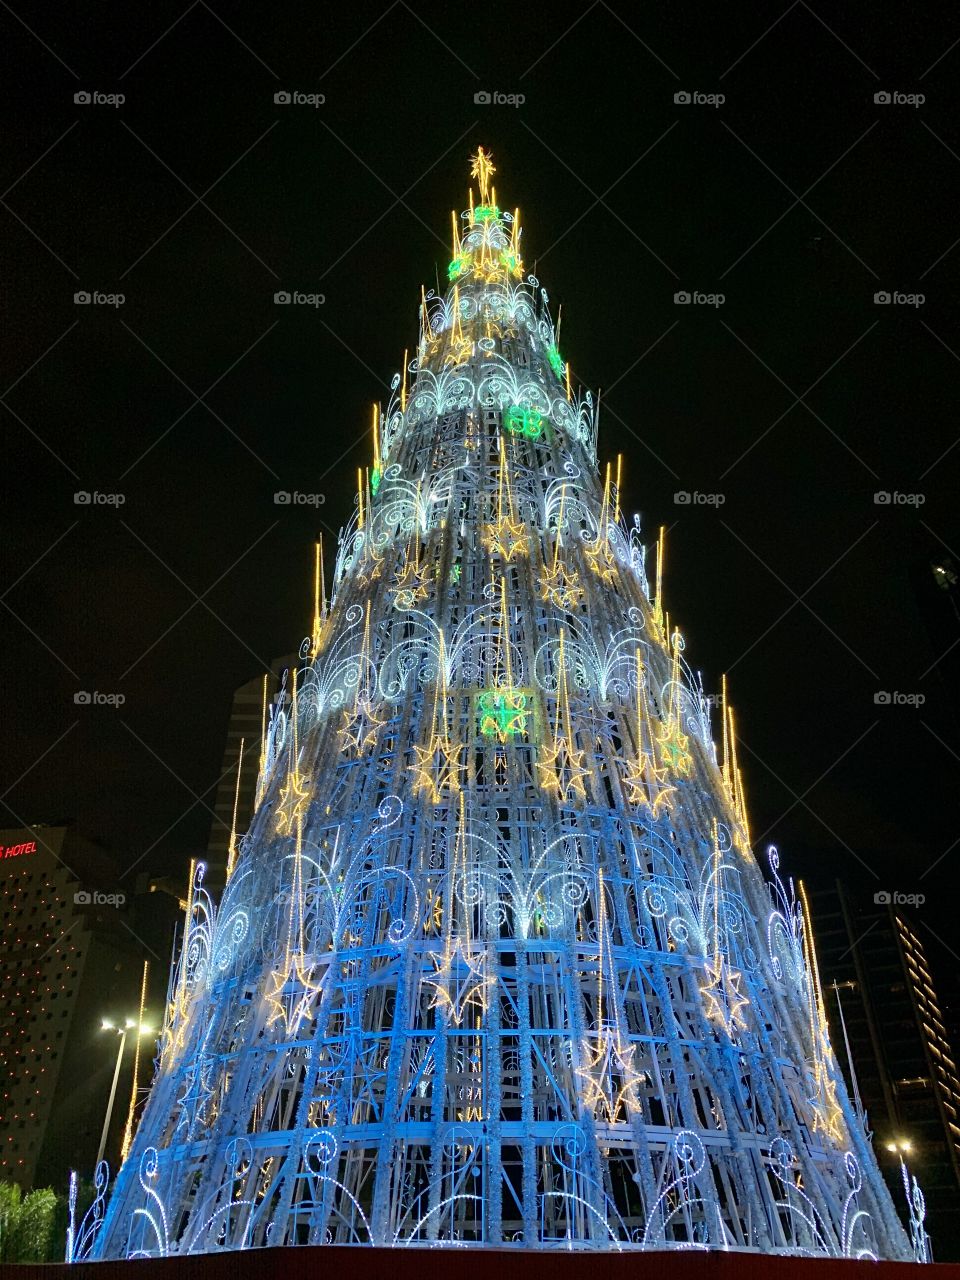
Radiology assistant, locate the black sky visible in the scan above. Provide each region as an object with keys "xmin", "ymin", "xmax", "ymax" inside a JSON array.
[{"xmin": 2, "ymin": 4, "xmax": 960, "ymax": 995}]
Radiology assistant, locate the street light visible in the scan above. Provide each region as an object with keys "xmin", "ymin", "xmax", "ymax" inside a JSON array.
[
  {"xmin": 96, "ymin": 1018, "xmax": 153, "ymax": 1170},
  {"xmin": 885, "ymin": 1136, "xmax": 929, "ymax": 1261},
  {"xmin": 886, "ymin": 1138, "xmax": 913, "ymax": 1155}
]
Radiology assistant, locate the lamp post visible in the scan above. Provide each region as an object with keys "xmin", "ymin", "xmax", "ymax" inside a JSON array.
[
  {"xmin": 886, "ymin": 1137, "xmax": 929, "ymax": 1262},
  {"xmin": 97, "ymin": 1017, "xmax": 152, "ymax": 1170}
]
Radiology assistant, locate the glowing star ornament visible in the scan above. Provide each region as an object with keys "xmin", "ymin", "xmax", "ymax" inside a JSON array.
[
  {"xmin": 483, "ymin": 439, "xmax": 529, "ymax": 562},
  {"xmin": 576, "ymin": 1028, "xmax": 645, "ymax": 1124},
  {"xmin": 701, "ymin": 956, "xmax": 749, "ymax": 1036},
  {"xmin": 275, "ymin": 763, "xmax": 309, "ymax": 836},
  {"xmin": 538, "ymin": 629, "xmax": 591, "ymax": 803},
  {"xmin": 412, "ymin": 734, "xmax": 461, "ymax": 804},
  {"xmin": 412, "ymin": 642, "xmax": 461, "ymax": 802},
  {"xmin": 621, "ymin": 650, "xmax": 673, "ymax": 814},
  {"xmin": 339, "ymin": 696, "xmax": 385, "ymax": 757},
  {"xmin": 422, "ymin": 939, "xmax": 494, "ymax": 1026},
  {"xmin": 540, "ymin": 558, "xmax": 584, "ymax": 612},
  {"xmin": 470, "ymin": 146, "xmax": 496, "ymax": 201},
  {"xmin": 389, "ymin": 556, "xmax": 432, "ymax": 610}
]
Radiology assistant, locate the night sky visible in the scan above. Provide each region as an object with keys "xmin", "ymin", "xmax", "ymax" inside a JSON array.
[{"xmin": 3, "ymin": 5, "xmax": 959, "ymax": 997}]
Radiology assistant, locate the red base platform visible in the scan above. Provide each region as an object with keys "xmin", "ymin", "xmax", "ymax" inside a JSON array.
[{"xmin": 2, "ymin": 1246, "xmax": 956, "ymax": 1280}]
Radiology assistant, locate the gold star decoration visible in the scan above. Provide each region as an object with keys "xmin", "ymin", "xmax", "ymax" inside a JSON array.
[
  {"xmin": 470, "ymin": 147, "xmax": 496, "ymax": 202},
  {"xmin": 623, "ymin": 751, "xmax": 677, "ymax": 817},
  {"xmin": 422, "ymin": 940, "xmax": 494, "ymax": 1026},
  {"xmin": 576, "ymin": 1029, "xmax": 645, "ymax": 1124},
  {"xmin": 412, "ymin": 737, "xmax": 462, "ymax": 804},
  {"xmin": 390, "ymin": 558, "xmax": 432, "ymax": 610},
  {"xmin": 539, "ymin": 560, "xmax": 584, "ymax": 611},
  {"xmin": 482, "ymin": 517, "xmax": 529, "ymax": 562},
  {"xmin": 339, "ymin": 697, "xmax": 385, "ymax": 757},
  {"xmin": 275, "ymin": 768, "xmax": 310, "ymax": 836},
  {"xmin": 700, "ymin": 956, "xmax": 749, "ymax": 1036},
  {"xmin": 537, "ymin": 736, "xmax": 591, "ymax": 804}
]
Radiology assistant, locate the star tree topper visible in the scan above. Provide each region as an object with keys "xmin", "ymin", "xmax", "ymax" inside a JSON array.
[{"xmin": 471, "ymin": 147, "xmax": 496, "ymax": 201}]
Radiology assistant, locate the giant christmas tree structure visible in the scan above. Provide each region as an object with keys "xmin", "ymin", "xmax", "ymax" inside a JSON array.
[{"xmin": 82, "ymin": 150, "xmax": 922, "ymax": 1261}]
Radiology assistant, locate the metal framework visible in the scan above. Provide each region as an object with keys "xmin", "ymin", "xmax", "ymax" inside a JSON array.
[{"xmin": 86, "ymin": 151, "xmax": 916, "ymax": 1261}]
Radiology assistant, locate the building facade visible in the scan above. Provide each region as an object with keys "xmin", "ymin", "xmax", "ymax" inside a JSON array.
[
  {"xmin": 812, "ymin": 881, "xmax": 960, "ymax": 1256},
  {"xmin": 205, "ymin": 657, "xmax": 295, "ymax": 884},
  {"xmin": 0, "ymin": 825, "xmax": 143, "ymax": 1191}
]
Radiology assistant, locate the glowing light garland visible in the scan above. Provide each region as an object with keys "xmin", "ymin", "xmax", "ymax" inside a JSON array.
[{"xmin": 84, "ymin": 148, "xmax": 919, "ymax": 1265}]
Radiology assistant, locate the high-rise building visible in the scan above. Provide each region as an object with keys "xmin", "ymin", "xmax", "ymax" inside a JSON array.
[
  {"xmin": 0, "ymin": 824, "xmax": 144, "ymax": 1191},
  {"xmin": 86, "ymin": 152, "xmax": 917, "ymax": 1261},
  {"xmin": 205, "ymin": 657, "xmax": 296, "ymax": 884},
  {"xmin": 811, "ymin": 881, "xmax": 960, "ymax": 1255}
]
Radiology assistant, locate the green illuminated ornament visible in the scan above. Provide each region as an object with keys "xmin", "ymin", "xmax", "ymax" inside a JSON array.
[
  {"xmin": 447, "ymin": 254, "xmax": 470, "ymax": 281},
  {"xmin": 546, "ymin": 344, "xmax": 565, "ymax": 379},
  {"xmin": 499, "ymin": 250, "xmax": 522, "ymax": 275},
  {"xmin": 474, "ymin": 205, "xmax": 500, "ymax": 222},
  {"xmin": 477, "ymin": 689, "xmax": 529, "ymax": 741},
  {"xmin": 370, "ymin": 467, "xmax": 382, "ymax": 497},
  {"xmin": 505, "ymin": 404, "xmax": 546, "ymax": 440}
]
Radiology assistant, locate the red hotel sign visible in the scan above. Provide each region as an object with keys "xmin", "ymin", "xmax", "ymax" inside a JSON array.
[{"xmin": 2, "ymin": 840, "xmax": 37, "ymax": 860}]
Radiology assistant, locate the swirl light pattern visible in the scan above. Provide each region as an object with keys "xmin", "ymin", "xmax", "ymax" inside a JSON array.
[{"xmin": 88, "ymin": 149, "xmax": 916, "ymax": 1262}]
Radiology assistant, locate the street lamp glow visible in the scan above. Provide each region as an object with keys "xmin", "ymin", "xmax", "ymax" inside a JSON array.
[
  {"xmin": 124, "ymin": 1018, "xmax": 136, "ymax": 1029},
  {"xmin": 886, "ymin": 1138, "xmax": 913, "ymax": 1154},
  {"xmin": 101, "ymin": 1019, "xmax": 114, "ymax": 1031}
]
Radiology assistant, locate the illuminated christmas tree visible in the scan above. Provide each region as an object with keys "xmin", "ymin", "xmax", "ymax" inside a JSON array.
[{"xmin": 85, "ymin": 150, "xmax": 919, "ymax": 1260}]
